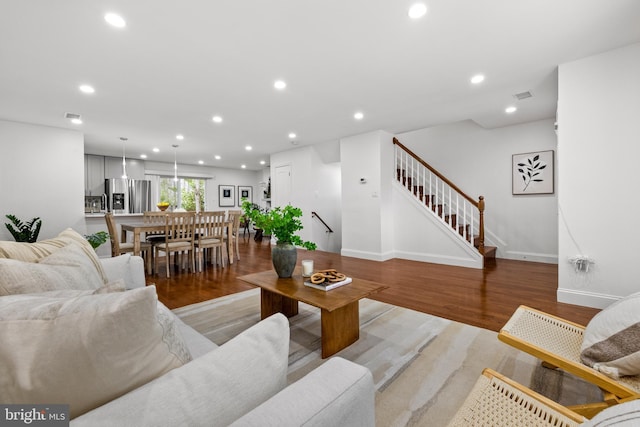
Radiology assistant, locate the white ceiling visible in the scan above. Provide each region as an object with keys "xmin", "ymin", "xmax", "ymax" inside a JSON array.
[{"xmin": 2, "ymin": 1, "xmax": 640, "ymax": 170}]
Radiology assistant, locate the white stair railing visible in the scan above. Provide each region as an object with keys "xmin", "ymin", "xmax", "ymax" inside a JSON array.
[{"xmin": 393, "ymin": 138, "xmax": 485, "ymax": 252}]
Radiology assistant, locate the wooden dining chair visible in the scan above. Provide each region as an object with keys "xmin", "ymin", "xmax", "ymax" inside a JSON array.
[
  {"xmin": 195, "ymin": 211, "xmax": 227, "ymax": 271},
  {"xmin": 226, "ymin": 210, "xmax": 243, "ymax": 263},
  {"xmin": 154, "ymin": 212, "xmax": 196, "ymax": 278},
  {"xmin": 104, "ymin": 212, "xmax": 153, "ymax": 274}
]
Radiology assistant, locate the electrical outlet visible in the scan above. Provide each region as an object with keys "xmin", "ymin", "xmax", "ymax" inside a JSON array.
[{"xmin": 568, "ymin": 255, "xmax": 594, "ymax": 273}]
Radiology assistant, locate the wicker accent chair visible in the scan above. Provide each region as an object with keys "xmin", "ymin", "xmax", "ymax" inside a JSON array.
[
  {"xmin": 498, "ymin": 306, "xmax": 640, "ymax": 418},
  {"xmin": 194, "ymin": 211, "xmax": 227, "ymax": 271},
  {"xmin": 447, "ymin": 368, "xmax": 585, "ymax": 426},
  {"xmin": 104, "ymin": 212, "xmax": 152, "ymax": 274},
  {"xmin": 154, "ymin": 212, "xmax": 196, "ymax": 278}
]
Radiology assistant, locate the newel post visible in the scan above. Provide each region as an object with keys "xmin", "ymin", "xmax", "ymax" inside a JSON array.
[{"xmin": 478, "ymin": 196, "xmax": 485, "ymax": 252}]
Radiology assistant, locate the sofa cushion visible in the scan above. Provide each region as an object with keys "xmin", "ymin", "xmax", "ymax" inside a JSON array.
[
  {"xmin": 0, "ymin": 286, "xmax": 191, "ymax": 419},
  {"xmin": 0, "ymin": 243, "xmax": 105, "ymax": 296},
  {"xmin": 0, "ymin": 228, "xmax": 107, "ymax": 283},
  {"xmin": 71, "ymin": 313, "xmax": 290, "ymax": 427},
  {"xmin": 581, "ymin": 291, "xmax": 640, "ymax": 377}
]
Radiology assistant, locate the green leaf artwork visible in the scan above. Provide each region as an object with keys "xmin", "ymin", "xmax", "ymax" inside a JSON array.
[{"xmin": 517, "ymin": 154, "xmax": 547, "ymax": 192}]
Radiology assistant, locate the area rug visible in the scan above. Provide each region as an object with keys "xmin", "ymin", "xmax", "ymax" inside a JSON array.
[{"xmin": 173, "ymin": 289, "xmax": 601, "ymax": 427}]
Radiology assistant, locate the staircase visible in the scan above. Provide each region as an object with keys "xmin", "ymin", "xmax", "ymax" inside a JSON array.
[{"xmin": 393, "ymin": 138, "xmax": 496, "ymax": 266}]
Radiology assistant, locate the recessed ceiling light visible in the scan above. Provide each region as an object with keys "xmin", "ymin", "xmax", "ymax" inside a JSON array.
[
  {"xmin": 212, "ymin": 115, "xmax": 223, "ymax": 123},
  {"xmin": 198, "ymin": 160, "xmax": 204, "ymax": 165},
  {"xmin": 354, "ymin": 111, "xmax": 364, "ymax": 120},
  {"xmin": 288, "ymin": 132, "xmax": 296, "ymax": 139},
  {"xmin": 274, "ymin": 80, "xmax": 287, "ymax": 90},
  {"xmin": 152, "ymin": 147, "xmax": 160, "ymax": 153},
  {"xmin": 245, "ymin": 145, "xmax": 252, "ymax": 151},
  {"xmin": 470, "ymin": 74, "xmax": 485, "ymax": 84},
  {"xmin": 104, "ymin": 13, "xmax": 126, "ymax": 28},
  {"xmin": 505, "ymin": 106, "xmax": 517, "ymax": 114},
  {"xmin": 79, "ymin": 85, "xmax": 95, "ymax": 94},
  {"xmin": 176, "ymin": 134, "xmax": 184, "ymax": 140},
  {"xmin": 241, "ymin": 164, "xmax": 246, "ymax": 169},
  {"xmin": 408, "ymin": 3, "xmax": 427, "ymax": 19},
  {"xmin": 214, "ymin": 155, "xmax": 221, "ymax": 160},
  {"xmin": 140, "ymin": 154, "xmax": 147, "ymax": 159},
  {"xmin": 70, "ymin": 118, "xmax": 82, "ymax": 125},
  {"xmin": 260, "ymin": 160, "xmax": 266, "ymax": 165}
]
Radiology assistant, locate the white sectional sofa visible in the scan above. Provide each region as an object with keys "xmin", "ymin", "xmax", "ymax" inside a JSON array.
[{"xmin": 0, "ymin": 229, "xmax": 375, "ymax": 426}]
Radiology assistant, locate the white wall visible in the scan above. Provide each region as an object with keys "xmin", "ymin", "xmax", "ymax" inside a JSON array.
[
  {"xmin": 557, "ymin": 42, "xmax": 640, "ymax": 308},
  {"xmin": 340, "ymin": 130, "xmax": 395, "ymax": 260},
  {"xmin": 270, "ymin": 141, "xmax": 342, "ymax": 253},
  {"xmin": 397, "ymin": 118, "xmax": 559, "ymax": 263},
  {"xmin": 0, "ymin": 120, "xmax": 85, "ymax": 240}
]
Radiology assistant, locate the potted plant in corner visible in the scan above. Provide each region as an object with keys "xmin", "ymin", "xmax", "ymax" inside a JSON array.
[{"xmin": 242, "ymin": 200, "xmax": 316, "ymax": 278}]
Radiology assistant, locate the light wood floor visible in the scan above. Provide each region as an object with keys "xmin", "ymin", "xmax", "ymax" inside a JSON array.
[{"xmin": 150, "ymin": 232, "xmax": 600, "ymax": 332}]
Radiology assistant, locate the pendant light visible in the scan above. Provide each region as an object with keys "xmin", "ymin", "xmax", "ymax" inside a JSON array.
[
  {"xmin": 172, "ymin": 144, "xmax": 179, "ymax": 182},
  {"xmin": 120, "ymin": 137, "xmax": 128, "ymax": 179}
]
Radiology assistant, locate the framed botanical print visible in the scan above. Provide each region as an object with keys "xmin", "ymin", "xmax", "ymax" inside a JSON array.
[
  {"xmin": 237, "ymin": 186, "xmax": 252, "ymax": 205},
  {"xmin": 218, "ymin": 185, "xmax": 235, "ymax": 207},
  {"xmin": 512, "ymin": 150, "xmax": 554, "ymax": 195}
]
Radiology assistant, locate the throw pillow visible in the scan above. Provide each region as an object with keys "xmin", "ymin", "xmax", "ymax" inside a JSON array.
[
  {"xmin": 580, "ymin": 291, "xmax": 640, "ymax": 378},
  {"xmin": 0, "ymin": 286, "xmax": 192, "ymax": 419},
  {"xmin": 0, "ymin": 228, "xmax": 107, "ymax": 283},
  {"xmin": 0, "ymin": 243, "xmax": 104, "ymax": 296}
]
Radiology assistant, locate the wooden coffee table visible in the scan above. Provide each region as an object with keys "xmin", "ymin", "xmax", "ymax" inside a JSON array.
[{"xmin": 238, "ymin": 269, "xmax": 388, "ymax": 358}]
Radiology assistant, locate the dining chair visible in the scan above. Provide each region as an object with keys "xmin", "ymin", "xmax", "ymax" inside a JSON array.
[
  {"xmin": 154, "ymin": 211, "xmax": 196, "ymax": 278},
  {"xmin": 195, "ymin": 211, "xmax": 227, "ymax": 271},
  {"xmin": 226, "ymin": 210, "xmax": 243, "ymax": 263},
  {"xmin": 104, "ymin": 212, "xmax": 153, "ymax": 274}
]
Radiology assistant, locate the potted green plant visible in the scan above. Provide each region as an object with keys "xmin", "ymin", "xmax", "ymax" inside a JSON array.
[
  {"xmin": 4, "ymin": 214, "xmax": 42, "ymax": 243},
  {"xmin": 242, "ymin": 200, "xmax": 316, "ymax": 277},
  {"xmin": 84, "ymin": 231, "xmax": 109, "ymax": 250}
]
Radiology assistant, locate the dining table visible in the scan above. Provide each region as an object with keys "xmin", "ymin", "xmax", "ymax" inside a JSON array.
[{"xmin": 120, "ymin": 219, "xmax": 235, "ymax": 264}]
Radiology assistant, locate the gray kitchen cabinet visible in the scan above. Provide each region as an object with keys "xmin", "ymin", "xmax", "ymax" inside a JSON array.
[{"xmin": 85, "ymin": 154, "xmax": 105, "ymax": 196}]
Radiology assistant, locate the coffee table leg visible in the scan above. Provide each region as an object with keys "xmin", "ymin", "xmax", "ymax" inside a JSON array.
[
  {"xmin": 321, "ymin": 301, "xmax": 359, "ymax": 358},
  {"xmin": 260, "ymin": 289, "xmax": 299, "ymax": 319}
]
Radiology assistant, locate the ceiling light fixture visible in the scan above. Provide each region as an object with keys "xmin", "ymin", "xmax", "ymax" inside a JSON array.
[
  {"xmin": 140, "ymin": 154, "xmax": 147, "ymax": 159},
  {"xmin": 104, "ymin": 13, "xmax": 126, "ymax": 28},
  {"xmin": 470, "ymin": 74, "xmax": 485, "ymax": 84},
  {"xmin": 176, "ymin": 134, "xmax": 184, "ymax": 140},
  {"xmin": 354, "ymin": 111, "xmax": 364, "ymax": 120},
  {"xmin": 274, "ymin": 80, "xmax": 287, "ymax": 90},
  {"xmin": 152, "ymin": 147, "xmax": 160, "ymax": 153},
  {"xmin": 198, "ymin": 160, "xmax": 204, "ymax": 165},
  {"xmin": 70, "ymin": 118, "xmax": 83, "ymax": 125},
  {"xmin": 260, "ymin": 160, "xmax": 266, "ymax": 165},
  {"xmin": 214, "ymin": 155, "xmax": 221, "ymax": 160},
  {"xmin": 288, "ymin": 132, "xmax": 296, "ymax": 139},
  {"xmin": 172, "ymin": 144, "xmax": 179, "ymax": 181},
  {"xmin": 505, "ymin": 106, "xmax": 517, "ymax": 114},
  {"xmin": 241, "ymin": 164, "xmax": 246, "ymax": 169},
  {"xmin": 120, "ymin": 137, "xmax": 128, "ymax": 179},
  {"xmin": 212, "ymin": 115, "xmax": 223, "ymax": 123},
  {"xmin": 408, "ymin": 3, "xmax": 427, "ymax": 19},
  {"xmin": 79, "ymin": 85, "xmax": 95, "ymax": 94},
  {"xmin": 245, "ymin": 145, "xmax": 252, "ymax": 151}
]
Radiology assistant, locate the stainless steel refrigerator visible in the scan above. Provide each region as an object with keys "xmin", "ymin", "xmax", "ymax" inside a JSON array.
[{"xmin": 105, "ymin": 179, "xmax": 151, "ymax": 214}]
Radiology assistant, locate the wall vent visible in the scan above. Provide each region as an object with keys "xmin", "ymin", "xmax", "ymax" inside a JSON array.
[
  {"xmin": 513, "ymin": 91, "xmax": 533, "ymax": 100},
  {"xmin": 64, "ymin": 112, "xmax": 81, "ymax": 120}
]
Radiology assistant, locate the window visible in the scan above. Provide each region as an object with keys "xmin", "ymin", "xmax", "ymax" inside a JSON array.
[{"xmin": 159, "ymin": 177, "xmax": 206, "ymax": 212}]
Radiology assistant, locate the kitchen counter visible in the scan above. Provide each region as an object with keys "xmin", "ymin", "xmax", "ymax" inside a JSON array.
[{"xmin": 85, "ymin": 212, "xmax": 144, "ymax": 218}]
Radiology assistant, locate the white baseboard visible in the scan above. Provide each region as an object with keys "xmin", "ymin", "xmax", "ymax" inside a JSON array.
[
  {"xmin": 557, "ymin": 288, "xmax": 620, "ymax": 309},
  {"xmin": 393, "ymin": 250, "xmax": 482, "ymax": 269},
  {"xmin": 503, "ymin": 250, "xmax": 558, "ymax": 264},
  {"xmin": 340, "ymin": 248, "xmax": 394, "ymax": 262}
]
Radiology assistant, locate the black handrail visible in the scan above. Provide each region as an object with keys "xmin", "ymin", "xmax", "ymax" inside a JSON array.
[{"xmin": 311, "ymin": 211, "xmax": 333, "ymax": 233}]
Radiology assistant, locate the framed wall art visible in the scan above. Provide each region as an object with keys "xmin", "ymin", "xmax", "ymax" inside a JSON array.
[
  {"xmin": 512, "ymin": 150, "xmax": 554, "ymax": 195},
  {"xmin": 237, "ymin": 185, "xmax": 253, "ymax": 205},
  {"xmin": 218, "ymin": 185, "xmax": 235, "ymax": 207}
]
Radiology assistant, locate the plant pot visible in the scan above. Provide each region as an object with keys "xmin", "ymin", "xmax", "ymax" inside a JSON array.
[{"xmin": 271, "ymin": 242, "xmax": 297, "ymax": 278}]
